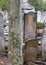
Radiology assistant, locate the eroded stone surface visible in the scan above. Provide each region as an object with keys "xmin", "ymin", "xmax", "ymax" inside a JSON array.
[{"xmin": 9, "ymin": 0, "xmax": 23, "ymax": 65}]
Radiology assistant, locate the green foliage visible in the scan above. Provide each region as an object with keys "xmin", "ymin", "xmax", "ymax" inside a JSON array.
[
  {"xmin": 0, "ymin": 0, "xmax": 8, "ymax": 10},
  {"xmin": 28, "ymin": 0, "xmax": 46, "ymax": 11},
  {"xmin": 36, "ymin": 0, "xmax": 43, "ymax": 11},
  {"xmin": 43, "ymin": 1, "xmax": 46, "ymax": 11},
  {"xmin": 37, "ymin": 22, "xmax": 43, "ymax": 27},
  {"xmin": 28, "ymin": 0, "xmax": 37, "ymax": 10}
]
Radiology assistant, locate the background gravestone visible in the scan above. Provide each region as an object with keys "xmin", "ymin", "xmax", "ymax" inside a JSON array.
[
  {"xmin": 23, "ymin": 13, "xmax": 37, "ymax": 42},
  {"xmin": 0, "ymin": 13, "xmax": 4, "ymax": 46},
  {"xmin": 24, "ymin": 40, "xmax": 38, "ymax": 63}
]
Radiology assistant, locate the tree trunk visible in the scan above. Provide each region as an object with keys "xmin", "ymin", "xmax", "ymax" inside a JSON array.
[{"xmin": 8, "ymin": 0, "xmax": 23, "ymax": 65}]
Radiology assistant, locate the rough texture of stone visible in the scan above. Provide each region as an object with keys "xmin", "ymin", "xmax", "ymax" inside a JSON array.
[{"xmin": 8, "ymin": 0, "xmax": 23, "ymax": 65}]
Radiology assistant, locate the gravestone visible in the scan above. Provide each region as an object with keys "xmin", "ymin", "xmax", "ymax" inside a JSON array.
[
  {"xmin": 24, "ymin": 40, "xmax": 38, "ymax": 63},
  {"xmin": 23, "ymin": 13, "xmax": 37, "ymax": 42}
]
